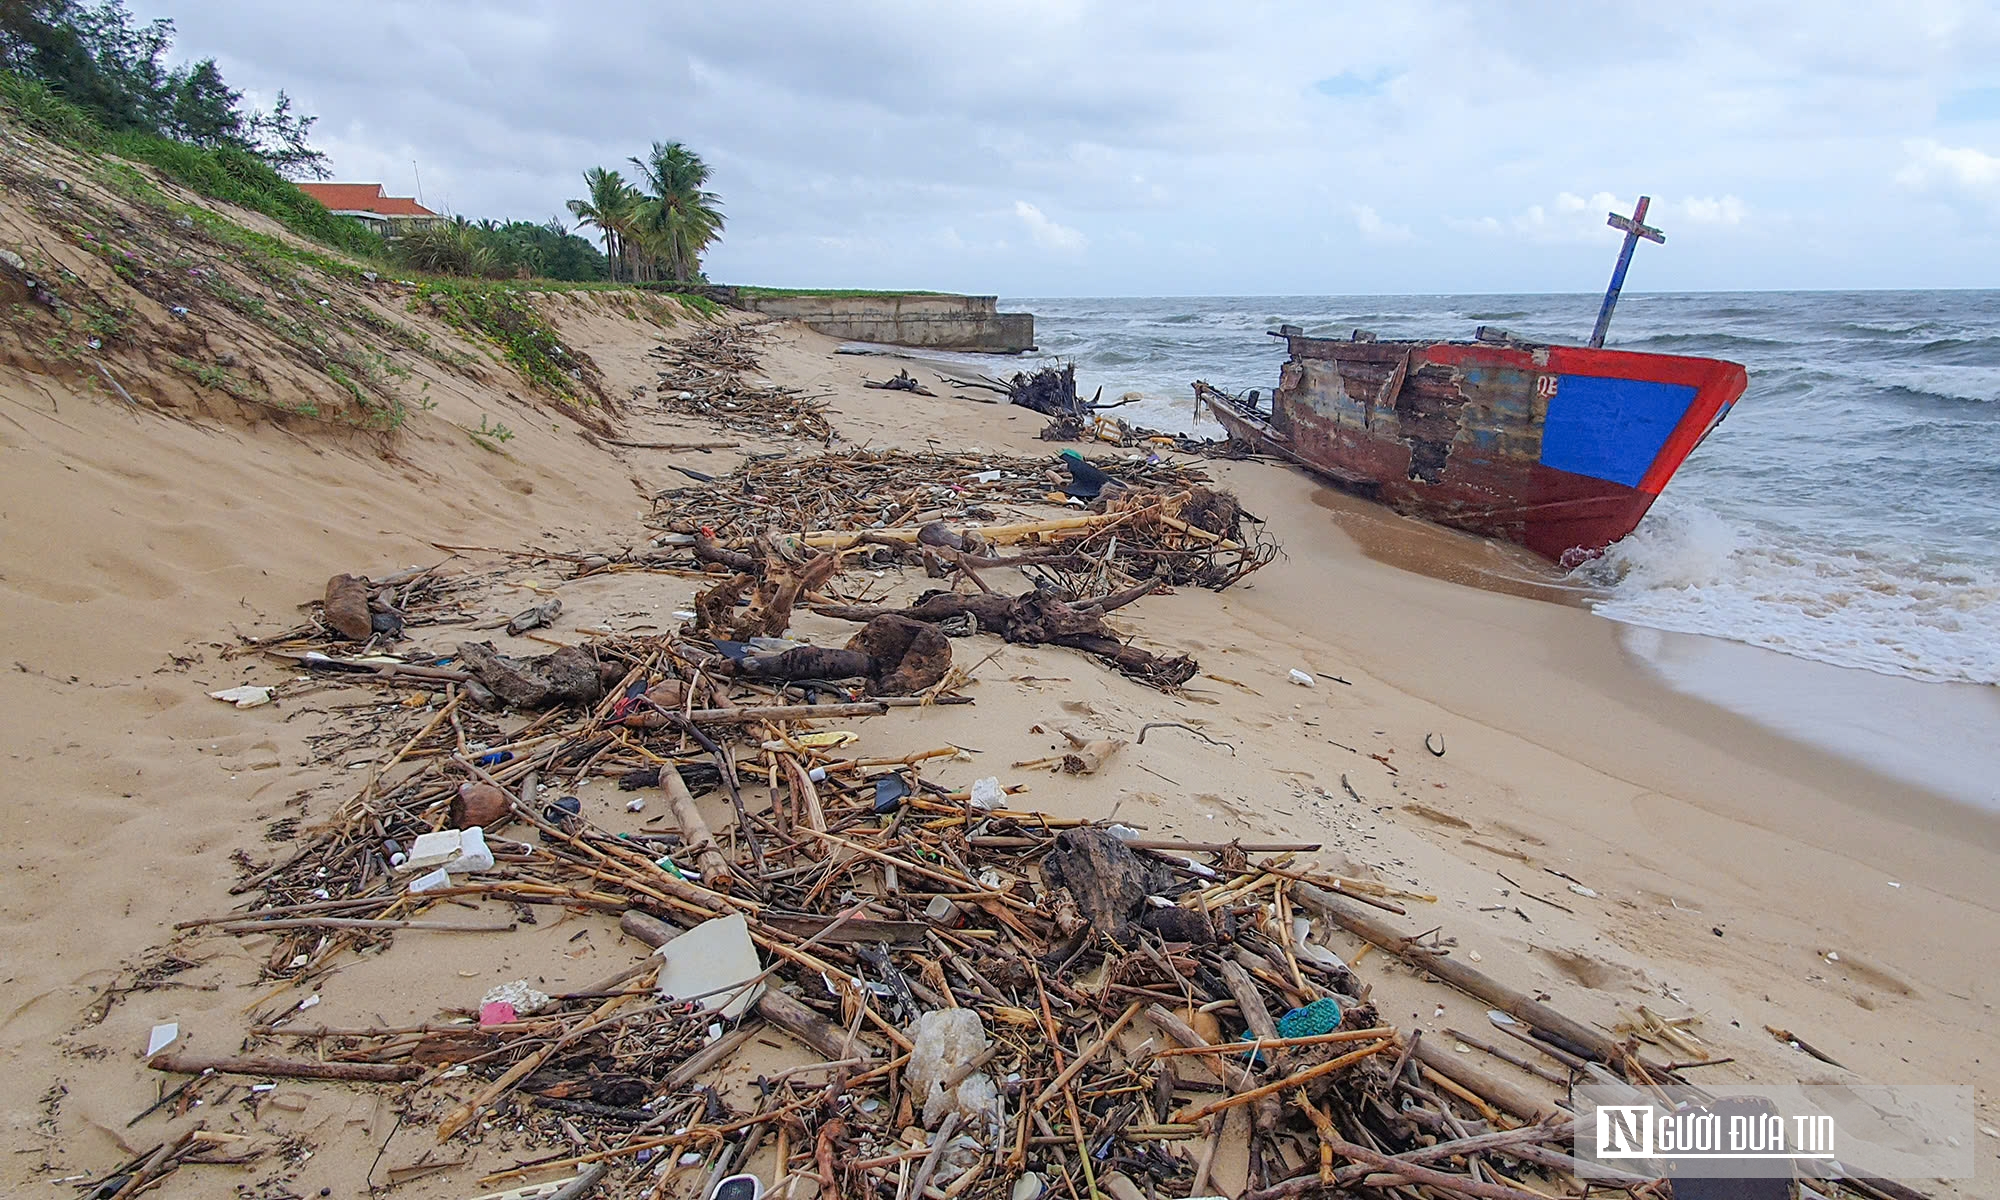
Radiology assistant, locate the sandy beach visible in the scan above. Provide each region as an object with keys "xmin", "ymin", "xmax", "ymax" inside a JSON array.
[{"xmin": 1, "ymin": 144, "xmax": 1994, "ymax": 1198}]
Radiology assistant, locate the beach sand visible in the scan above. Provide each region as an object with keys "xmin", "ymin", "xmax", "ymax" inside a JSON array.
[{"xmin": 3, "ymin": 285, "xmax": 1995, "ymax": 1195}]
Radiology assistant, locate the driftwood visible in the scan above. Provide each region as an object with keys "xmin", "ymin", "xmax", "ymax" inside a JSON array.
[
  {"xmin": 323, "ymin": 574, "xmax": 374, "ymax": 641},
  {"xmin": 662, "ymin": 766, "xmax": 732, "ymax": 888},
  {"xmin": 149, "ymin": 1052, "xmax": 423, "ymax": 1083},
  {"xmin": 456, "ymin": 641, "xmax": 615, "ymax": 709},
  {"xmin": 1290, "ymin": 881, "xmax": 1624, "ymax": 1064},
  {"xmin": 736, "ymin": 614, "xmax": 953, "ymax": 697},
  {"xmin": 1007, "ymin": 363, "xmax": 1086, "ymax": 416},
  {"xmin": 862, "ymin": 368, "xmax": 935, "ymax": 396},
  {"xmin": 813, "ymin": 580, "xmax": 1197, "ymax": 688},
  {"xmin": 693, "ymin": 543, "xmax": 841, "ymax": 642}
]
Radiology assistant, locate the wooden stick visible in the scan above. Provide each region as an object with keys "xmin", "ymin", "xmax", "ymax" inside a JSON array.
[
  {"xmin": 969, "ymin": 836, "xmax": 1321, "ymax": 853},
  {"xmin": 148, "ymin": 1052, "xmax": 422, "ymax": 1083},
  {"xmin": 681, "ymin": 702, "xmax": 887, "ymax": 724},
  {"xmin": 1031, "ymin": 1001, "xmax": 1141, "ymax": 1109},
  {"xmin": 1411, "ymin": 1038, "xmax": 1566, "ymax": 1124},
  {"xmin": 215, "ymin": 917, "xmax": 517, "ymax": 934},
  {"xmin": 662, "ymin": 764, "xmax": 733, "ymax": 888},
  {"xmin": 1289, "ymin": 881, "xmax": 1624, "ymax": 1063},
  {"xmin": 1442, "ymin": 1027, "xmax": 1571, "ymax": 1084},
  {"xmin": 1180, "ymin": 1041, "xmax": 1392, "ymax": 1120},
  {"xmin": 1150, "ymin": 1027, "xmax": 1396, "ymax": 1057}
]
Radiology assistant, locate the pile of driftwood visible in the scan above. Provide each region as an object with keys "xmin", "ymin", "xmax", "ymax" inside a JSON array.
[
  {"xmin": 645, "ymin": 448, "xmax": 1279, "ymax": 598},
  {"xmin": 150, "ymin": 536, "xmax": 1920, "ymax": 1200},
  {"xmin": 166, "ymin": 580, "xmax": 1686, "ymax": 1200},
  {"xmin": 651, "ymin": 324, "xmax": 835, "ymax": 443}
]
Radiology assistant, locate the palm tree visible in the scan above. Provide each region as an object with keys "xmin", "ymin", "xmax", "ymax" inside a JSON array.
[
  {"xmin": 566, "ymin": 166, "xmax": 639, "ymax": 282},
  {"xmin": 627, "ymin": 141, "xmax": 724, "ymax": 283}
]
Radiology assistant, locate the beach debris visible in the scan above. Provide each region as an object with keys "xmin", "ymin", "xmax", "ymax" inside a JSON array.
[
  {"xmin": 1288, "ymin": 668, "xmax": 1315, "ymax": 687},
  {"xmin": 655, "ymin": 912, "xmax": 763, "ymax": 1019},
  {"xmin": 208, "ymin": 684, "xmax": 274, "ymax": 708},
  {"xmin": 504, "ymin": 597, "xmax": 563, "ymax": 636},
  {"xmin": 323, "ymin": 573, "xmax": 375, "ymax": 641},
  {"xmin": 905, "ymin": 1007, "xmax": 1000, "ymax": 1132},
  {"xmin": 481, "ymin": 979, "xmax": 552, "ymax": 1017},
  {"xmin": 1041, "ymin": 826, "xmax": 1174, "ymax": 932},
  {"xmin": 455, "ymin": 641, "xmax": 615, "ymax": 709},
  {"xmin": 862, "ymin": 367, "xmax": 936, "ymax": 396},
  {"xmin": 176, "ymin": 521, "xmax": 1763, "ymax": 1199},
  {"xmin": 1425, "ymin": 731, "xmax": 1446, "ymax": 756},
  {"xmin": 651, "ymin": 324, "xmax": 834, "ymax": 442},
  {"xmin": 1058, "ymin": 447, "xmax": 1116, "ymax": 498},
  {"xmin": 145, "ymin": 1022, "xmax": 179, "ymax": 1057},
  {"xmin": 1766, "ymin": 1024, "xmax": 1847, "ymax": 1068},
  {"xmin": 1004, "ymin": 362, "xmax": 1087, "ymax": 417},
  {"xmin": 450, "ymin": 781, "xmax": 512, "ymax": 830},
  {"xmin": 815, "ymin": 580, "xmax": 1198, "ymax": 689},
  {"xmin": 1135, "ymin": 721, "xmax": 1236, "ymax": 755},
  {"xmin": 400, "ymin": 827, "xmax": 494, "ymax": 875}
]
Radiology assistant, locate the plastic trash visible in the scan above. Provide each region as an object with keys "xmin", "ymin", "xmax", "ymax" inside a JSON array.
[
  {"xmin": 483, "ymin": 979, "xmax": 552, "ymax": 1016},
  {"xmin": 208, "ymin": 685, "xmax": 274, "ymax": 708},
  {"xmin": 402, "ymin": 828, "xmax": 493, "ymax": 873},
  {"xmin": 712, "ymin": 1174, "xmax": 765, "ymax": 1200},
  {"xmin": 873, "ymin": 774, "xmax": 911, "ymax": 814},
  {"xmin": 1275, "ymin": 997, "xmax": 1343, "ymax": 1038},
  {"xmin": 408, "ymin": 867, "xmax": 451, "ymax": 893},
  {"xmin": 905, "ymin": 1008, "xmax": 1000, "ymax": 1133},
  {"xmin": 1288, "ymin": 668, "xmax": 1316, "ymax": 688},
  {"xmin": 656, "ymin": 912, "xmax": 764, "ymax": 1019},
  {"xmin": 146, "ymin": 1023, "xmax": 178, "ymax": 1056},
  {"xmin": 968, "ymin": 777, "xmax": 1004, "ymax": 811}
]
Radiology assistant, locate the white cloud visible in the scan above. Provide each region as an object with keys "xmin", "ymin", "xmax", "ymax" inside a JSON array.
[
  {"xmin": 1014, "ymin": 201, "xmax": 1087, "ymax": 252},
  {"xmin": 1674, "ymin": 195, "xmax": 1748, "ymax": 224},
  {"xmin": 1897, "ymin": 138, "xmax": 2000, "ymax": 197},
  {"xmin": 1350, "ymin": 203, "xmax": 1414, "ymax": 242},
  {"xmin": 133, "ymin": 0, "xmax": 2000, "ymax": 291}
]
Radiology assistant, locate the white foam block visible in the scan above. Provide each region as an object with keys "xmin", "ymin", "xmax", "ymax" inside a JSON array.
[{"xmin": 655, "ymin": 912, "xmax": 764, "ymax": 1019}]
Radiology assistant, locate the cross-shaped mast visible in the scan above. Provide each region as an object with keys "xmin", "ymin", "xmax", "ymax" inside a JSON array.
[{"xmin": 1588, "ymin": 195, "xmax": 1665, "ymax": 349}]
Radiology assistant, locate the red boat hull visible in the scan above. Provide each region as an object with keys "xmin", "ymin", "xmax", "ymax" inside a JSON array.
[{"xmin": 1201, "ymin": 334, "xmax": 1747, "ymax": 563}]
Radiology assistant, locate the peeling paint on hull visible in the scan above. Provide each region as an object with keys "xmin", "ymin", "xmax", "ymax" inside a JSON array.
[{"xmin": 1200, "ymin": 334, "xmax": 1748, "ymax": 564}]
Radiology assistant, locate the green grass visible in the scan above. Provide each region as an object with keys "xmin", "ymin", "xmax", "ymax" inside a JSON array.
[{"xmin": 415, "ymin": 280, "xmax": 600, "ymax": 405}]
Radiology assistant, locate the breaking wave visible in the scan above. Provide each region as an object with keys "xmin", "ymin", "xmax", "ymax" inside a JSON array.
[{"xmin": 1580, "ymin": 499, "xmax": 2000, "ymax": 685}]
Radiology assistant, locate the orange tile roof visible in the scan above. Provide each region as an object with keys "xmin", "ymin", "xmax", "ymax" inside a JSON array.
[{"xmin": 299, "ymin": 183, "xmax": 439, "ymax": 218}]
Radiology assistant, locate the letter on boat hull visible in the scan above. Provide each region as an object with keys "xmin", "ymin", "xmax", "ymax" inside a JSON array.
[{"xmin": 1200, "ymin": 333, "xmax": 1747, "ymax": 564}]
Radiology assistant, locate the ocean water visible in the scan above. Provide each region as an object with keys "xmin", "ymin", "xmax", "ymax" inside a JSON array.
[{"xmin": 997, "ymin": 292, "xmax": 2000, "ymax": 687}]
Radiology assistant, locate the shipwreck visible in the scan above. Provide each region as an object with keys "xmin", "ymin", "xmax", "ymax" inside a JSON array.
[{"xmin": 1197, "ymin": 196, "xmax": 1749, "ymax": 564}]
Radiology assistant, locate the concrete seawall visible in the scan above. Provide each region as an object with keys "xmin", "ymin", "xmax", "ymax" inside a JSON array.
[{"xmin": 709, "ymin": 291, "xmax": 1035, "ymax": 353}]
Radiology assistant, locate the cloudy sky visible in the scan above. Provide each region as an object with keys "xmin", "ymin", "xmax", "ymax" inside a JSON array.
[{"xmin": 142, "ymin": 0, "xmax": 2000, "ymax": 296}]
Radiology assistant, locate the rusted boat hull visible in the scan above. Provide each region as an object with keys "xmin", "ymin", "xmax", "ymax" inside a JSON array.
[{"xmin": 1201, "ymin": 334, "xmax": 1747, "ymax": 563}]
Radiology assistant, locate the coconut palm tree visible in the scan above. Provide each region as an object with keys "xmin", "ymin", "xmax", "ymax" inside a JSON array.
[
  {"xmin": 627, "ymin": 141, "xmax": 724, "ymax": 283},
  {"xmin": 566, "ymin": 166, "xmax": 639, "ymax": 282}
]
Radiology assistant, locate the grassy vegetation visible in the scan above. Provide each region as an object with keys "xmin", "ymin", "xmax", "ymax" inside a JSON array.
[
  {"xmin": 414, "ymin": 280, "xmax": 601, "ymax": 405},
  {"xmin": 2, "ymin": 67, "xmax": 726, "ymax": 431},
  {"xmin": 2, "ymin": 71, "xmax": 382, "ymax": 258}
]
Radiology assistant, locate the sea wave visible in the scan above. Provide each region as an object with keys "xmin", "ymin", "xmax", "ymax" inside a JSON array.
[{"xmin": 1580, "ymin": 500, "xmax": 2000, "ymax": 684}]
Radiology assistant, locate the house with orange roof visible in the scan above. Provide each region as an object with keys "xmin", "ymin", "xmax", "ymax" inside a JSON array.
[{"xmin": 297, "ymin": 183, "xmax": 444, "ymax": 234}]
